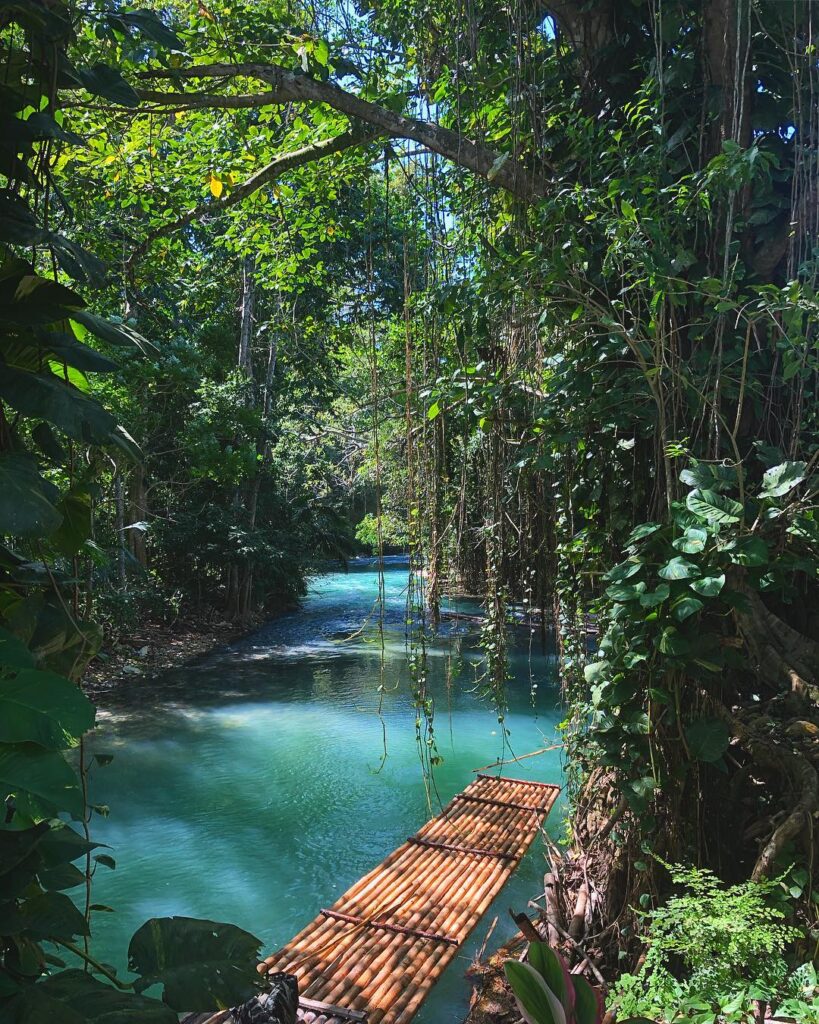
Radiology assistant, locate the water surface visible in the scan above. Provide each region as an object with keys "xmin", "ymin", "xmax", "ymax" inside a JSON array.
[{"xmin": 85, "ymin": 559, "xmax": 564, "ymax": 1022}]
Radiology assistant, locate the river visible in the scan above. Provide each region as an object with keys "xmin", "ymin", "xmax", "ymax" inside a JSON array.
[{"xmin": 84, "ymin": 558, "xmax": 564, "ymax": 1022}]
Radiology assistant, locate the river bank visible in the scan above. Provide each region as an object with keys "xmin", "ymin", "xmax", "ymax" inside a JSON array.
[{"xmin": 83, "ymin": 614, "xmax": 261, "ymax": 695}]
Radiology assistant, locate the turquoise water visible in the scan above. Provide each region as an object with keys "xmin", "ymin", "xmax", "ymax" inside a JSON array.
[{"xmin": 84, "ymin": 559, "xmax": 564, "ymax": 1022}]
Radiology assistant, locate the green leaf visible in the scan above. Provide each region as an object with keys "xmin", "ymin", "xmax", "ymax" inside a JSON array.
[
  {"xmin": 0, "ymin": 890, "xmax": 89, "ymax": 940},
  {"xmin": 621, "ymin": 199, "xmax": 637, "ymax": 221},
  {"xmin": 76, "ymin": 64, "xmax": 140, "ymax": 107},
  {"xmin": 52, "ymin": 489, "xmax": 92, "ymax": 558},
  {"xmin": 71, "ymin": 310, "xmax": 155, "ymax": 355},
  {"xmin": 760, "ymin": 461, "xmax": 807, "ymax": 498},
  {"xmin": 0, "ymin": 454, "xmax": 61, "ymax": 537},
  {"xmin": 118, "ymin": 10, "xmax": 184, "ymax": 50},
  {"xmin": 572, "ymin": 974, "xmax": 604, "ymax": 1024},
  {"xmin": 0, "ymin": 368, "xmax": 130, "ymax": 452},
  {"xmin": 0, "ymin": 822, "xmax": 48, "ymax": 876},
  {"xmin": 0, "ymin": 669, "xmax": 95, "ymax": 748},
  {"xmin": 528, "ymin": 943, "xmax": 574, "ymax": 1016},
  {"xmin": 0, "ymin": 627, "xmax": 35, "ymax": 670},
  {"xmin": 640, "ymin": 583, "xmax": 670, "ymax": 608},
  {"xmin": 673, "ymin": 527, "xmax": 708, "ymax": 554},
  {"xmin": 672, "ymin": 595, "xmax": 704, "ymax": 622},
  {"xmin": 658, "ymin": 557, "xmax": 699, "ymax": 581},
  {"xmin": 128, "ymin": 917, "xmax": 264, "ymax": 1011},
  {"xmin": 427, "ymin": 401, "xmax": 440, "ymax": 420},
  {"xmin": 680, "ymin": 463, "xmax": 737, "ymax": 493},
  {"xmin": 689, "ymin": 574, "xmax": 725, "ymax": 597},
  {"xmin": 686, "ymin": 488, "xmax": 744, "ymax": 524},
  {"xmin": 658, "ymin": 627, "xmax": 690, "ymax": 656},
  {"xmin": 627, "ymin": 522, "xmax": 662, "ymax": 543},
  {"xmin": 4, "ymin": 969, "xmax": 176, "ymax": 1023},
  {"xmin": 0, "ymin": 743, "xmax": 83, "ymax": 817},
  {"xmin": 728, "ymin": 536, "xmax": 769, "ymax": 567},
  {"xmin": 605, "ymin": 583, "xmax": 642, "ymax": 601},
  {"xmin": 504, "ymin": 960, "xmax": 567, "ymax": 1024},
  {"xmin": 685, "ymin": 717, "xmax": 730, "ymax": 762}
]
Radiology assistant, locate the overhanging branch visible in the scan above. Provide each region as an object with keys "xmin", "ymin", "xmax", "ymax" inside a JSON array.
[{"xmin": 136, "ymin": 61, "xmax": 547, "ymax": 200}]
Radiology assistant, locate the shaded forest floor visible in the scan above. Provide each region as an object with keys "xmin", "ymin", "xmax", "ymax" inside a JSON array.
[{"xmin": 83, "ymin": 615, "xmax": 260, "ymax": 695}]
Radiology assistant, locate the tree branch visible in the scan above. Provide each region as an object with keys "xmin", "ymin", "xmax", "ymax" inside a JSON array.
[
  {"xmin": 127, "ymin": 127, "xmax": 383, "ymax": 272},
  {"xmin": 135, "ymin": 62, "xmax": 547, "ymax": 200}
]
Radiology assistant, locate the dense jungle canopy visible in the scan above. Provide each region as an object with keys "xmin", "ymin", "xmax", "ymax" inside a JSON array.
[{"xmin": 1, "ymin": 0, "xmax": 819, "ymax": 1021}]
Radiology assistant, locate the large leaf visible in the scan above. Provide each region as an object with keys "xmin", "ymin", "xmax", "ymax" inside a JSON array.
[
  {"xmin": 686, "ymin": 717, "xmax": 730, "ymax": 763},
  {"xmin": 727, "ymin": 536, "xmax": 769, "ymax": 567},
  {"xmin": 0, "ymin": 822, "xmax": 49, "ymax": 876},
  {"xmin": 0, "ymin": 626, "xmax": 36, "ymax": 670},
  {"xmin": 760, "ymin": 461, "xmax": 807, "ymax": 499},
  {"xmin": 572, "ymin": 974, "xmax": 605, "ymax": 1024},
  {"xmin": 128, "ymin": 917, "xmax": 264, "ymax": 1011},
  {"xmin": 0, "ymin": 454, "xmax": 61, "ymax": 537},
  {"xmin": 76, "ymin": 64, "xmax": 140, "ymax": 107},
  {"xmin": 689, "ymin": 574, "xmax": 725, "ymax": 597},
  {"xmin": 528, "ymin": 943, "xmax": 575, "ymax": 1017},
  {"xmin": 0, "ymin": 669, "xmax": 95, "ymax": 748},
  {"xmin": 686, "ymin": 489, "xmax": 744, "ymax": 525},
  {"xmin": 680, "ymin": 462, "xmax": 738, "ymax": 493},
  {"xmin": 118, "ymin": 10, "xmax": 184, "ymax": 50},
  {"xmin": 52, "ymin": 489, "xmax": 92, "ymax": 557},
  {"xmin": 658, "ymin": 557, "xmax": 699, "ymax": 581},
  {"xmin": 504, "ymin": 960, "xmax": 567, "ymax": 1024},
  {"xmin": 71, "ymin": 310, "xmax": 155, "ymax": 354},
  {"xmin": 0, "ymin": 367, "xmax": 121, "ymax": 447},
  {"xmin": 4, "ymin": 970, "xmax": 176, "ymax": 1024},
  {"xmin": 0, "ymin": 743, "xmax": 83, "ymax": 817},
  {"xmin": 0, "ymin": 890, "xmax": 88, "ymax": 940}
]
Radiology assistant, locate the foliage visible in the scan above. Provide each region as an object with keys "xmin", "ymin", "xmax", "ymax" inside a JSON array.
[
  {"xmin": 609, "ymin": 864, "xmax": 815, "ymax": 1023},
  {"xmin": 581, "ymin": 459, "xmax": 817, "ymax": 815},
  {"xmin": 504, "ymin": 942, "xmax": 649, "ymax": 1024},
  {"xmin": 0, "ymin": 2, "xmax": 263, "ymax": 1017}
]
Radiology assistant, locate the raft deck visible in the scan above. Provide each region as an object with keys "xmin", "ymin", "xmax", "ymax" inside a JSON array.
[{"xmin": 184, "ymin": 773, "xmax": 559, "ymax": 1024}]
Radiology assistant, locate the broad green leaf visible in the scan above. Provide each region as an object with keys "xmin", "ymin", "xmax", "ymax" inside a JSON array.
[
  {"xmin": 76, "ymin": 64, "xmax": 140, "ymax": 107},
  {"xmin": 0, "ymin": 627, "xmax": 35, "ymax": 670},
  {"xmin": 70, "ymin": 310, "xmax": 155, "ymax": 354},
  {"xmin": 760, "ymin": 461, "xmax": 807, "ymax": 498},
  {"xmin": 673, "ymin": 527, "xmax": 708, "ymax": 554},
  {"xmin": 605, "ymin": 559, "xmax": 642, "ymax": 582},
  {"xmin": 658, "ymin": 557, "xmax": 699, "ymax": 581},
  {"xmin": 118, "ymin": 10, "xmax": 185, "ymax": 50},
  {"xmin": 680, "ymin": 463, "xmax": 737, "ymax": 493},
  {"xmin": 0, "ymin": 669, "xmax": 95, "ymax": 748},
  {"xmin": 672, "ymin": 595, "xmax": 704, "ymax": 622},
  {"xmin": 0, "ymin": 454, "xmax": 61, "ymax": 537},
  {"xmin": 3, "ymin": 969, "xmax": 176, "ymax": 1023},
  {"xmin": 686, "ymin": 717, "xmax": 730, "ymax": 762},
  {"xmin": 0, "ymin": 822, "xmax": 48, "ymax": 876},
  {"xmin": 728, "ymin": 536, "xmax": 769, "ymax": 567},
  {"xmin": 52, "ymin": 489, "xmax": 92, "ymax": 558},
  {"xmin": 0, "ymin": 743, "xmax": 83, "ymax": 816},
  {"xmin": 640, "ymin": 583, "xmax": 670, "ymax": 608},
  {"xmin": 528, "ymin": 943, "xmax": 575, "ymax": 1016},
  {"xmin": 0, "ymin": 890, "xmax": 88, "ymax": 940},
  {"xmin": 686, "ymin": 488, "xmax": 743, "ymax": 525},
  {"xmin": 657, "ymin": 627, "xmax": 690, "ymax": 656},
  {"xmin": 504, "ymin": 960, "xmax": 567, "ymax": 1024},
  {"xmin": 572, "ymin": 974, "xmax": 604, "ymax": 1024},
  {"xmin": 128, "ymin": 917, "xmax": 264, "ymax": 1011},
  {"xmin": 605, "ymin": 583, "xmax": 642, "ymax": 601},
  {"xmin": 627, "ymin": 522, "xmax": 662, "ymax": 543},
  {"xmin": 689, "ymin": 574, "xmax": 725, "ymax": 597},
  {"xmin": 427, "ymin": 401, "xmax": 440, "ymax": 420}
]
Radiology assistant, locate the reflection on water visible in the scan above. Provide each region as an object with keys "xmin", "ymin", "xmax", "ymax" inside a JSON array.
[{"xmin": 84, "ymin": 558, "xmax": 564, "ymax": 1023}]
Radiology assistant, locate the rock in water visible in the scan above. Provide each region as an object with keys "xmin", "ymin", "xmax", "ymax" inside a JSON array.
[{"xmin": 232, "ymin": 973, "xmax": 299, "ymax": 1024}]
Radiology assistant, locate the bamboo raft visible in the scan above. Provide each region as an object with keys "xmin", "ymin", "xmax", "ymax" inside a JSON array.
[{"xmin": 183, "ymin": 773, "xmax": 560, "ymax": 1024}]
